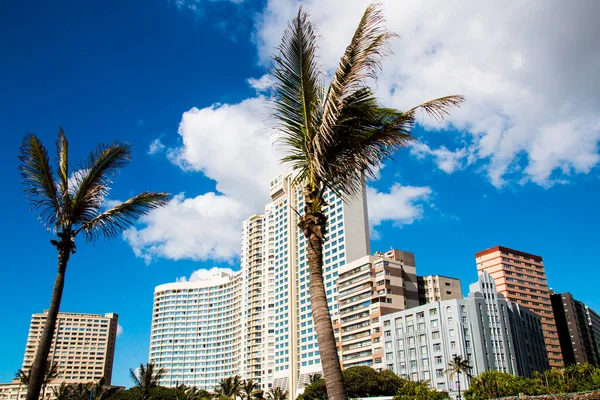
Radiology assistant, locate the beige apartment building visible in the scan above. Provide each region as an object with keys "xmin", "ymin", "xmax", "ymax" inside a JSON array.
[
  {"xmin": 0, "ymin": 311, "xmax": 119, "ymax": 400},
  {"xmin": 334, "ymin": 249, "xmax": 420, "ymax": 370},
  {"xmin": 417, "ymin": 275, "xmax": 462, "ymax": 304},
  {"xmin": 475, "ymin": 246, "xmax": 563, "ymax": 369}
]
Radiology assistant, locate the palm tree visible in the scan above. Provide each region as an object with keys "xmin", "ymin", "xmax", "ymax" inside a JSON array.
[
  {"xmin": 69, "ymin": 383, "xmax": 91, "ymax": 400},
  {"xmin": 90, "ymin": 377, "xmax": 118, "ymax": 400},
  {"xmin": 214, "ymin": 376, "xmax": 242, "ymax": 399},
  {"xmin": 445, "ymin": 354, "xmax": 472, "ymax": 399},
  {"xmin": 271, "ymin": 4, "xmax": 463, "ymax": 400},
  {"xmin": 130, "ymin": 363, "xmax": 166, "ymax": 400},
  {"xmin": 16, "ymin": 362, "xmax": 60, "ymax": 399},
  {"xmin": 51, "ymin": 382, "xmax": 71, "ymax": 400},
  {"xmin": 306, "ymin": 374, "xmax": 323, "ymax": 387},
  {"xmin": 183, "ymin": 386, "xmax": 212, "ymax": 400},
  {"xmin": 241, "ymin": 380, "xmax": 259, "ymax": 400},
  {"xmin": 266, "ymin": 387, "xmax": 287, "ymax": 400},
  {"xmin": 19, "ymin": 129, "xmax": 170, "ymax": 400}
]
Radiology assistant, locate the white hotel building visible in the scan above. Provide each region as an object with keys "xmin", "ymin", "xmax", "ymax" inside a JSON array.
[
  {"xmin": 149, "ymin": 272, "xmax": 243, "ymax": 389},
  {"xmin": 150, "ymin": 171, "xmax": 370, "ymax": 396}
]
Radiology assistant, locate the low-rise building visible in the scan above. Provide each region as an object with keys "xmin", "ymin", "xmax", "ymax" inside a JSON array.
[{"xmin": 381, "ymin": 272, "xmax": 548, "ymax": 396}]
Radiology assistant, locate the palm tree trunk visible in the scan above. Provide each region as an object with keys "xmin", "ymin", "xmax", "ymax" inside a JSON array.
[
  {"xmin": 302, "ymin": 195, "xmax": 347, "ymax": 400},
  {"xmin": 27, "ymin": 243, "xmax": 70, "ymax": 400}
]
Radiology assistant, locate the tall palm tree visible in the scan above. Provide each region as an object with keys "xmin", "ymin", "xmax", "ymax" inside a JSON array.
[
  {"xmin": 445, "ymin": 354, "xmax": 472, "ymax": 400},
  {"xmin": 266, "ymin": 387, "xmax": 287, "ymax": 400},
  {"xmin": 241, "ymin": 380, "xmax": 259, "ymax": 400},
  {"xmin": 214, "ymin": 375, "xmax": 242, "ymax": 399},
  {"xmin": 130, "ymin": 363, "xmax": 166, "ymax": 400},
  {"xmin": 272, "ymin": 4, "xmax": 463, "ymax": 400},
  {"xmin": 19, "ymin": 129, "xmax": 170, "ymax": 400}
]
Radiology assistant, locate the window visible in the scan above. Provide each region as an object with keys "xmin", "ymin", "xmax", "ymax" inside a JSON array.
[
  {"xmin": 431, "ymin": 319, "xmax": 439, "ymax": 328},
  {"xmin": 436, "ymin": 369, "xmax": 444, "ymax": 377},
  {"xmin": 435, "ymin": 356, "xmax": 442, "ymax": 364},
  {"xmin": 429, "ymin": 308, "xmax": 437, "ymax": 316},
  {"xmin": 449, "ymin": 329, "xmax": 455, "ymax": 337},
  {"xmin": 433, "ymin": 343, "xmax": 441, "ymax": 351},
  {"xmin": 450, "ymin": 341, "xmax": 456, "ymax": 349},
  {"xmin": 432, "ymin": 331, "xmax": 440, "ymax": 339}
]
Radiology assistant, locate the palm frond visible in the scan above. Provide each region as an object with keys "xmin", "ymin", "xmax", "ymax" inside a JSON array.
[
  {"xmin": 77, "ymin": 192, "xmax": 171, "ymax": 242},
  {"xmin": 405, "ymin": 95, "xmax": 465, "ymax": 122},
  {"xmin": 129, "ymin": 366, "xmax": 142, "ymax": 387},
  {"xmin": 71, "ymin": 142, "xmax": 132, "ymax": 224},
  {"xmin": 56, "ymin": 128, "xmax": 71, "ymax": 215},
  {"xmin": 18, "ymin": 134, "xmax": 62, "ymax": 229},
  {"xmin": 272, "ymin": 6, "xmax": 324, "ymax": 188},
  {"xmin": 318, "ymin": 88, "xmax": 416, "ymax": 196},
  {"xmin": 320, "ymin": 3, "xmax": 395, "ymax": 151}
]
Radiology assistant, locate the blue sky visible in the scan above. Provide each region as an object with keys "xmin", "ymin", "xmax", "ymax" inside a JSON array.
[{"xmin": 1, "ymin": 0, "xmax": 599, "ymax": 389}]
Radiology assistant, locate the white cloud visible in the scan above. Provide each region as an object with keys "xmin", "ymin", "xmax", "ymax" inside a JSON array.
[
  {"xmin": 147, "ymin": 138, "xmax": 166, "ymax": 155},
  {"xmin": 255, "ymin": 0, "xmax": 600, "ymax": 187},
  {"xmin": 136, "ymin": 118, "xmax": 144, "ymax": 127},
  {"xmin": 247, "ymin": 74, "xmax": 274, "ymax": 92},
  {"xmin": 124, "ymin": 193, "xmax": 245, "ymax": 264},
  {"xmin": 176, "ymin": 266, "xmax": 237, "ymax": 282},
  {"xmin": 410, "ymin": 142, "xmax": 475, "ymax": 174},
  {"xmin": 116, "ymin": 323, "xmax": 123, "ymax": 337},
  {"xmin": 367, "ymin": 184, "xmax": 432, "ymax": 238}
]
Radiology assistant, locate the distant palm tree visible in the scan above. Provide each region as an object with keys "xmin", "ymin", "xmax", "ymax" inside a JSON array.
[
  {"xmin": 445, "ymin": 355, "xmax": 472, "ymax": 399},
  {"xmin": 241, "ymin": 379, "xmax": 260, "ymax": 400},
  {"xmin": 184, "ymin": 386, "xmax": 212, "ymax": 400},
  {"xmin": 51, "ymin": 382, "xmax": 71, "ymax": 400},
  {"xmin": 90, "ymin": 377, "xmax": 118, "ymax": 400},
  {"xmin": 214, "ymin": 376, "xmax": 242, "ymax": 399},
  {"xmin": 130, "ymin": 362, "xmax": 166, "ymax": 400},
  {"xmin": 19, "ymin": 129, "xmax": 170, "ymax": 400},
  {"xmin": 271, "ymin": 4, "xmax": 463, "ymax": 400},
  {"xmin": 266, "ymin": 387, "xmax": 287, "ymax": 400},
  {"xmin": 16, "ymin": 362, "xmax": 59, "ymax": 399},
  {"xmin": 306, "ymin": 374, "xmax": 323, "ymax": 387},
  {"xmin": 69, "ymin": 383, "xmax": 91, "ymax": 400}
]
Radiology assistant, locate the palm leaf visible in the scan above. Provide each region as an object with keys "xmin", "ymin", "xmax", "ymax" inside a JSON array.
[
  {"xmin": 320, "ymin": 3, "xmax": 395, "ymax": 153},
  {"xmin": 18, "ymin": 134, "xmax": 62, "ymax": 229},
  {"xmin": 56, "ymin": 128, "xmax": 71, "ymax": 215},
  {"xmin": 272, "ymin": 6, "xmax": 324, "ymax": 188},
  {"xmin": 71, "ymin": 142, "xmax": 132, "ymax": 224},
  {"xmin": 405, "ymin": 95, "xmax": 465, "ymax": 122},
  {"xmin": 77, "ymin": 192, "xmax": 171, "ymax": 241}
]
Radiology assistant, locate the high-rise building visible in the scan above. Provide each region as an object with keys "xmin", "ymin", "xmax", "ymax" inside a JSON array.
[
  {"xmin": 267, "ymin": 172, "xmax": 370, "ymax": 397},
  {"xmin": 381, "ymin": 272, "xmax": 547, "ymax": 396},
  {"xmin": 0, "ymin": 311, "xmax": 119, "ymax": 400},
  {"xmin": 149, "ymin": 272, "xmax": 242, "ymax": 390},
  {"xmin": 417, "ymin": 275, "xmax": 462, "ymax": 304},
  {"xmin": 551, "ymin": 292, "xmax": 600, "ymax": 367},
  {"xmin": 475, "ymin": 246, "xmax": 562, "ymax": 368},
  {"xmin": 240, "ymin": 214, "xmax": 275, "ymax": 389},
  {"xmin": 335, "ymin": 249, "xmax": 420, "ymax": 370}
]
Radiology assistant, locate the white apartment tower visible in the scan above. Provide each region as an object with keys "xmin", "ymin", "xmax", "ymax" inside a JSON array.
[
  {"xmin": 149, "ymin": 272, "xmax": 242, "ymax": 390},
  {"xmin": 266, "ymin": 172, "xmax": 370, "ymax": 397}
]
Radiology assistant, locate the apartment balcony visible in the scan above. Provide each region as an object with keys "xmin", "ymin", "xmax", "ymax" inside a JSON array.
[
  {"xmin": 339, "ymin": 283, "xmax": 372, "ymax": 301},
  {"xmin": 338, "ymin": 272, "xmax": 372, "ymax": 290}
]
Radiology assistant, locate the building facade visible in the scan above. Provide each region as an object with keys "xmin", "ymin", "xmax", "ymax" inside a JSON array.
[
  {"xmin": 551, "ymin": 292, "xmax": 600, "ymax": 367},
  {"xmin": 149, "ymin": 272, "xmax": 242, "ymax": 390},
  {"xmin": 267, "ymin": 172, "xmax": 370, "ymax": 397},
  {"xmin": 0, "ymin": 311, "xmax": 119, "ymax": 400},
  {"xmin": 335, "ymin": 249, "xmax": 420, "ymax": 371},
  {"xmin": 418, "ymin": 275, "xmax": 462, "ymax": 304},
  {"xmin": 475, "ymin": 246, "xmax": 562, "ymax": 368},
  {"xmin": 381, "ymin": 273, "xmax": 547, "ymax": 396},
  {"xmin": 240, "ymin": 214, "xmax": 275, "ymax": 389}
]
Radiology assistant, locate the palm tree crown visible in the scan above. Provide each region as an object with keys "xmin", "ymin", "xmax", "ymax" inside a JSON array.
[
  {"xmin": 266, "ymin": 387, "xmax": 288, "ymax": 400},
  {"xmin": 272, "ymin": 4, "xmax": 462, "ymax": 400},
  {"xmin": 19, "ymin": 128, "xmax": 170, "ymax": 400},
  {"xmin": 445, "ymin": 354, "xmax": 472, "ymax": 381},
  {"xmin": 214, "ymin": 375, "xmax": 243, "ymax": 399}
]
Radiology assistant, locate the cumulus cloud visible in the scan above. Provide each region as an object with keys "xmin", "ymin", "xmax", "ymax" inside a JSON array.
[
  {"xmin": 176, "ymin": 266, "xmax": 237, "ymax": 282},
  {"xmin": 247, "ymin": 74, "xmax": 274, "ymax": 92},
  {"xmin": 148, "ymin": 138, "xmax": 166, "ymax": 155},
  {"xmin": 367, "ymin": 184, "xmax": 432, "ymax": 238},
  {"xmin": 256, "ymin": 0, "xmax": 600, "ymax": 187},
  {"xmin": 124, "ymin": 193, "xmax": 244, "ymax": 264},
  {"xmin": 410, "ymin": 142, "xmax": 475, "ymax": 174},
  {"xmin": 116, "ymin": 323, "xmax": 123, "ymax": 336}
]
